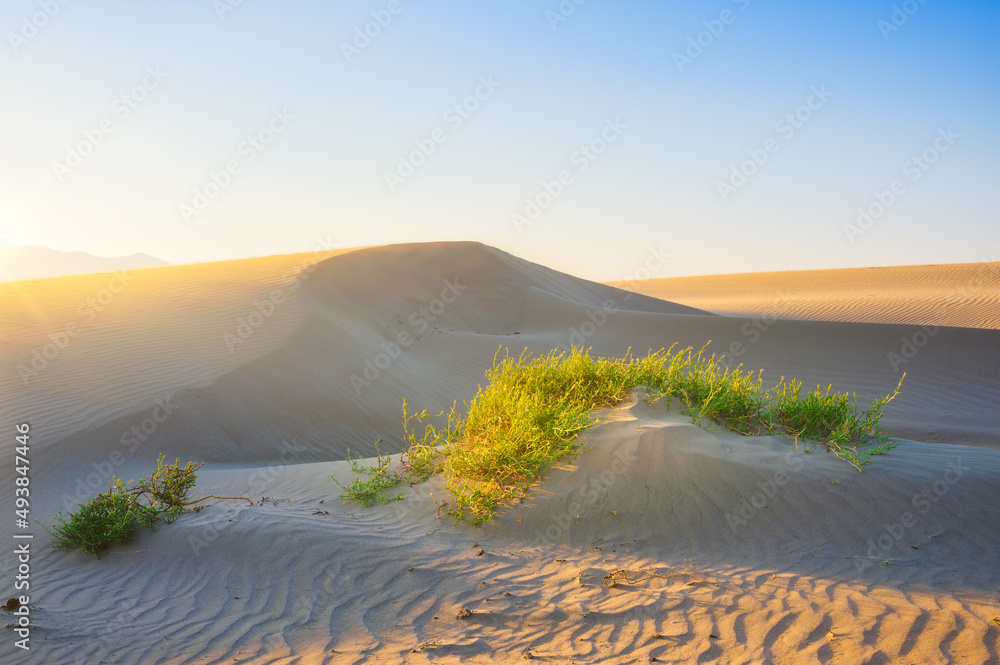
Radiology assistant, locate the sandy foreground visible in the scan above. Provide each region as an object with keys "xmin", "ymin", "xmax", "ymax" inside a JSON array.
[{"xmin": 1, "ymin": 242, "xmax": 998, "ymax": 664}]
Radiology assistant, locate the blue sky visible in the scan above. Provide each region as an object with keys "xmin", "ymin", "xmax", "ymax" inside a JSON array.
[{"xmin": 1, "ymin": 0, "xmax": 997, "ymax": 280}]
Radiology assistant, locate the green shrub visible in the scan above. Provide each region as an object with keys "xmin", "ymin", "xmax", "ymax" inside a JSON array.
[
  {"xmin": 45, "ymin": 479, "xmax": 158, "ymax": 557},
  {"xmin": 44, "ymin": 455, "xmax": 249, "ymax": 557},
  {"xmin": 398, "ymin": 344, "xmax": 904, "ymax": 524}
]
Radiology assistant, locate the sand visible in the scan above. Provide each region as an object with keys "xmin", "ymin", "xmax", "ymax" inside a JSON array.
[
  {"xmin": 2, "ymin": 242, "xmax": 998, "ymax": 664},
  {"xmin": 609, "ymin": 262, "xmax": 1000, "ymax": 330}
]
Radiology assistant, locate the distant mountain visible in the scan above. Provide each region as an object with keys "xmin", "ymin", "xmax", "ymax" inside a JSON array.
[{"xmin": 0, "ymin": 245, "xmax": 170, "ymax": 282}]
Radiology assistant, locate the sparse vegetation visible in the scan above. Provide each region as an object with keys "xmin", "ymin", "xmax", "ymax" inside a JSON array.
[
  {"xmin": 393, "ymin": 344, "xmax": 904, "ymax": 524},
  {"xmin": 331, "ymin": 443, "xmax": 406, "ymax": 506},
  {"xmin": 399, "ymin": 400, "xmax": 452, "ymax": 481},
  {"xmin": 329, "ymin": 408, "xmax": 452, "ymax": 507},
  {"xmin": 43, "ymin": 455, "xmax": 250, "ymax": 557}
]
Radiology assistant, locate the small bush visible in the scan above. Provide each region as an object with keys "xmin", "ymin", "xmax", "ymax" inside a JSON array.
[
  {"xmin": 45, "ymin": 479, "xmax": 158, "ymax": 557},
  {"xmin": 44, "ymin": 455, "xmax": 249, "ymax": 557}
]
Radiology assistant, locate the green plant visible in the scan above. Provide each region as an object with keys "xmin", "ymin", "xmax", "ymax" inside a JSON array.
[
  {"xmin": 43, "ymin": 456, "xmax": 250, "ymax": 557},
  {"xmin": 400, "ymin": 399, "xmax": 458, "ymax": 482},
  {"xmin": 399, "ymin": 344, "xmax": 904, "ymax": 524},
  {"xmin": 44, "ymin": 479, "xmax": 158, "ymax": 557},
  {"xmin": 331, "ymin": 443, "xmax": 405, "ymax": 506},
  {"xmin": 429, "ymin": 347, "xmax": 631, "ymax": 523},
  {"xmin": 130, "ymin": 455, "xmax": 201, "ymax": 522}
]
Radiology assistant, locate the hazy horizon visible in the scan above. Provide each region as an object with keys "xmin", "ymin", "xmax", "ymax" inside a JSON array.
[{"xmin": 3, "ymin": 241, "xmax": 998, "ymax": 284}]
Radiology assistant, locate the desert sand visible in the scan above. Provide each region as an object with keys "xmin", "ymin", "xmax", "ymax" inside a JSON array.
[
  {"xmin": 2, "ymin": 242, "xmax": 998, "ymax": 664},
  {"xmin": 610, "ymin": 262, "xmax": 1000, "ymax": 330}
]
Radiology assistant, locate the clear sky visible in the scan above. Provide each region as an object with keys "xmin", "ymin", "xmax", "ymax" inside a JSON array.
[{"xmin": 1, "ymin": 0, "xmax": 997, "ymax": 281}]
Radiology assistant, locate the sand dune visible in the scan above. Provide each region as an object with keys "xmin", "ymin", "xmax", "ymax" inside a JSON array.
[
  {"xmin": 0, "ymin": 249, "xmax": 352, "ymax": 449},
  {"xmin": 609, "ymin": 262, "xmax": 1000, "ymax": 330},
  {"xmin": 2, "ymin": 243, "xmax": 998, "ymax": 664}
]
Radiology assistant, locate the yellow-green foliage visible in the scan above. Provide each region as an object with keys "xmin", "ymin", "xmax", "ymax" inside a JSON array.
[
  {"xmin": 331, "ymin": 444, "xmax": 405, "ymax": 506},
  {"xmin": 402, "ymin": 344, "xmax": 904, "ymax": 525}
]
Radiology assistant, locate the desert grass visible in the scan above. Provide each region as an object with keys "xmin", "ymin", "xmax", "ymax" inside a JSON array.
[
  {"xmin": 331, "ymin": 443, "xmax": 406, "ymax": 506},
  {"xmin": 396, "ymin": 344, "xmax": 904, "ymax": 524}
]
